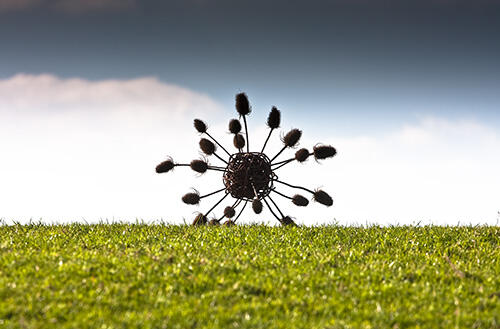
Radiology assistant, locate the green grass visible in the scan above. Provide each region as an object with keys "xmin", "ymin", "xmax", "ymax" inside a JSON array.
[{"xmin": 0, "ymin": 224, "xmax": 499, "ymax": 329}]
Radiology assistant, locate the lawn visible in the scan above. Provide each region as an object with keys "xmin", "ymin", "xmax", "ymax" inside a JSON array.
[{"xmin": 0, "ymin": 224, "xmax": 499, "ymax": 328}]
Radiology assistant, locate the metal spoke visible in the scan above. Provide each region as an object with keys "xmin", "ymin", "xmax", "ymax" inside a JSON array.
[
  {"xmin": 267, "ymin": 195, "xmax": 285, "ymax": 218},
  {"xmin": 261, "ymin": 129, "xmax": 273, "ymax": 153},
  {"xmin": 200, "ymin": 187, "xmax": 227, "ymax": 199},
  {"xmin": 242, "ymin": 116, "xmax": 249, "ymax": 153},
  {"xmin": 271, "ymin": 189, "xmax": 292, "ymax": 200},
  {"xmin": 204, "ymin": 192, "xmax": 229, "ymax": 217},
  {"xmin": 262, "ymin": 197, "xmax": 281, "ymax": 222},
  {"xmin": 205, "ymin": 132, "xmax": 231, "ymax": 157},
  {"xmin": 270, "ymin": 146, "xmax": 287, "ymax": 163},
  {"xmin": 233, "ymin": 200, "xmax": 248, "ymax": 223},
  {"xmin": 274, "ymin": 179, "xmax": 314, "ymax": 194}
]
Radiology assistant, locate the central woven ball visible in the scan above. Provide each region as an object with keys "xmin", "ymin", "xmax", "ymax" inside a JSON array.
[{"xmin": 223, "ymin": 152, "xmax": 274, "ymax": 200}]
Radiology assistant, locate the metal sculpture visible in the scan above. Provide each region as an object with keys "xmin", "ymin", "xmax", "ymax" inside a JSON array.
[{"xmin": 156, "ymin": 93, "xmax": 337, "ymax": 226}]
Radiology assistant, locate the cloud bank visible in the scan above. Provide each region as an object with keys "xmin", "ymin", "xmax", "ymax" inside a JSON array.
[
  {"xmin": 0, "ymin": 74, "xmax": 226, "ymax": 223},
  {"xmin": 1, "ymin": 73, "xmax": 499, "ymax": 225},
  {"xmin": 291, "ymin": 118, "xmax": 500, "ymax": 225}
]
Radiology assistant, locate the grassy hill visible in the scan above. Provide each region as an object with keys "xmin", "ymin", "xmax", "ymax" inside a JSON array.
[{"xmin": 1, "ymin": 224, "xmax": 499, "ymax": 328}]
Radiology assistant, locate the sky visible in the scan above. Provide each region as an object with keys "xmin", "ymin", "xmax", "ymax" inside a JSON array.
[{"xmin": 1, "ymin": 0, "xmax": 499, "ymax": 225}]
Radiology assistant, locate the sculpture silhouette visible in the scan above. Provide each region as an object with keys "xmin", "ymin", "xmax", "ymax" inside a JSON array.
[{"xmin": 156, "ymin": 93, "xmax": 337, "ymax": 226}]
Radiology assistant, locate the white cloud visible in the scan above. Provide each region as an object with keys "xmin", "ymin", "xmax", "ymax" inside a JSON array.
[
  {"xmin": 283, "ymin": 117, "xmax": 500, "ymax": 225},
  {"xmin": 0, "ymin": 73, "xmax": 499, "ymax": 225},
  {"xmin": 0, "ymin": 74, "xmax": 226, "ymax": 223},
  {"xmin": 0, "ymin": 0, "xmax": 135, "ymax": 13},
  {"xmin": 0, "ymin": 74, "xmax": 218, "ymax": 116}
]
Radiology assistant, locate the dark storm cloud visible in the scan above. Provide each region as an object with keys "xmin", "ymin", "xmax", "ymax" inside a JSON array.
[
  {"xmin": 1, "ymin": 0, "xmax": 499, "ymax": 125},
  {"xmin": 0, "ymin": 0, "xmax": 136, "ymax": 13},
  {"xmin": 2, "ymin": 0, "xmax": 500, "ymax": 13}
]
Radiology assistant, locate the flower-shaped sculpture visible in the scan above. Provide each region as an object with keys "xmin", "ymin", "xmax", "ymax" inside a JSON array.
[{"xmin": 156, "ymin": 93, "xmax": 337, "ymax": 226}]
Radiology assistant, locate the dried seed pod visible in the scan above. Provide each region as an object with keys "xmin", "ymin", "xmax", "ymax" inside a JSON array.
[
  {"xmin": 233, "ymin": 134, "xmax": 245, "ymax": 149},
  {"xmin": 182, "ymin": 192, "xmax": 200, "ymax": 205},
  {"xmin": 292, "ymin": 194, "xmax": 309, "ymax": 207},
  {"xmin": 235, "ymin": 92, "xmax": 251, "ymax": 115},
  {"xmin": 252, "ymin": 198, "xmax": 263, "ymax": 214},
  {"xmin": 199, "ymin": 138, "xmax": 216, "ymax": 155},
  {"xmin": 190, "ymin": 159, "xmax": 208, "ymax": 174},
  {"xmin": 229, "ymin": 119, "xmax": 242, "ymax": 134},
  {"xmin": 224, "ymin": 206, "xmax": 236, "ymax": 218},
  {"xmin": 267, "ymin": 106, "xmax": 281, "ymax": 129},
  {"xmin": 313, "ymin": 190, "xmax": 333, "ymax": 207},
  {"xmin": 283, "ymin": 129, "xmax": 302, "ymax": 148},
  {"xmin": 192, "ymin": 213, "xmax": 207, "ymax": 226},
  {"xmin": 194, "ymin": 119, "xmax": 207, "ymax": 133},
  {"xmin": 295, "ymin": 148, "xmax": 310, "ymax": 162},
  {"xmin": 281, "ymin": 216, "xmax": 297, "ymax": 226},
  {"xmin": 155, "ymin": 158, "xmax": 175, "ymax": 173},
  {"xmin": 223, "ymin": 220, "xmax": 235, "ymax": 227},
  {"xmin": 313, "ymin": 145, "xmax": 337, "ymax": 160},
  {"xmin": 208, "ymin": 219, "xmax": 220, "ymax": 226}
]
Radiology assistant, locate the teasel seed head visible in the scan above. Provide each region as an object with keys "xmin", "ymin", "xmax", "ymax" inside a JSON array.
[
  {"xmin": 282, "ymin": 128, "xmax": 302, "ymax": 148},
  {"xmin": 223, "ymin": 220, "xmax": 235, "ymax": 227},
  {"xmin": 192, "ymin": 213, "xmax": 207, "ymax": 226},
  {"xmin": 295, "ymin": 148, "xmax": 310, "ymax": 162},
  {"xmin": 233, "ymin": 134, "xmax": 245, "ymax": 149},
  {"xmin": 267, "ymin": 106, "xmax": 281, "ymax": 129},
  {"xmin": 313, "ymin": 189, "xmax": 333, "ymax": 207},
  {"xmin": 252, "ymin": 198, "xmax": 263, "ymax": 214},
  {"xmin": 235, "ymin": 92, "xmax": 251, "ymax": 116},
  {"xmin": 292, "ymin": 194, "xmax": 309, "ymax": 207},
  {"xmin": 182, "ymin": 191, "xmax": 200, "ymax": 205},
  {"xmin": 224, "ymin": 206, "xmax": 236, "ymax": 218},
  {"xmin": 208, "ymin": 219, "xmax": 220, "ymax": 226},
  {"xmin": 155, "ymin": 157, "xmax": 175, "ymax": 173},
  {"xmin": 313, "ymin": 145, "xmax": 337, "ymax": 160},
  {"xmin": 193, "ymin": 119, "xmax": 207, "ymax": 133},
  {"xmin": 229, "ymin": 119, "xmax": 242, "ymax": 134},
  {"xmin": 190, "ymin": 159, "xmax": 208, "ymax": 174},
  {"xmin": 281, "ymin": 216, "xmax": 297, "ymax": 226},
  {"xmin": 199, "ymin": 138, "xmax": 216, "ymax": 155}
]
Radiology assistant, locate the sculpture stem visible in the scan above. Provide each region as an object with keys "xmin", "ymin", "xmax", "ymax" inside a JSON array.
[
  {"xmin": 271, "ymin": 189, "xmax": 292, "ymax": 200},
  {"xmin": 270, "ymin": 146, "xmax": 286, "ymax": 163},
  {"xmin": 213, "ymin": 152, "xmax": 228, "ymax": 165},
  {"xmin": 203, "ymin": 192, "xmax": 229, "ymax": 217},
  {"xmin": 200, "ymin": 187, "xmax": 226, "ymax": 199},
  {"xmin": 275, "ymin": 180, "xmax": 314, "ymax": 194},
  {"xmin": 233, "ymin": 200, "xmax": 248, "ymax": 223},
  {"xmin": 267, "ymin": 195, "xmax": 285, "ymax": 218},
  {"xmin": 261, "ymin": 128, "xmax": 274, "ymax": 153},
  {"xmin": 262, "ymin": 197, "xmax": 280, "ymax": 222},
  {"xmin": 243, "ymin": 115, "xmax": 249, "ymax": 153},
  {"xmin": 272, "ymin": 159, "xmax": 295, "ymax": 170},
  {"xmin": 205, "ymin": 132, "xmax": 231, "ymax": 157}
]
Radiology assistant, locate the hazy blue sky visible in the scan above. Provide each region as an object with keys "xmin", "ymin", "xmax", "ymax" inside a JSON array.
[{"xmin": 1, "ymin": 0, "xmax": 499, "ymax": 224}]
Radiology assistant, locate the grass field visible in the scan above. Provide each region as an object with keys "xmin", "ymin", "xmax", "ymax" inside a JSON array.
[{"xmin": 0, "ymin": 224, "xmax": 499, "ymax": 329}]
